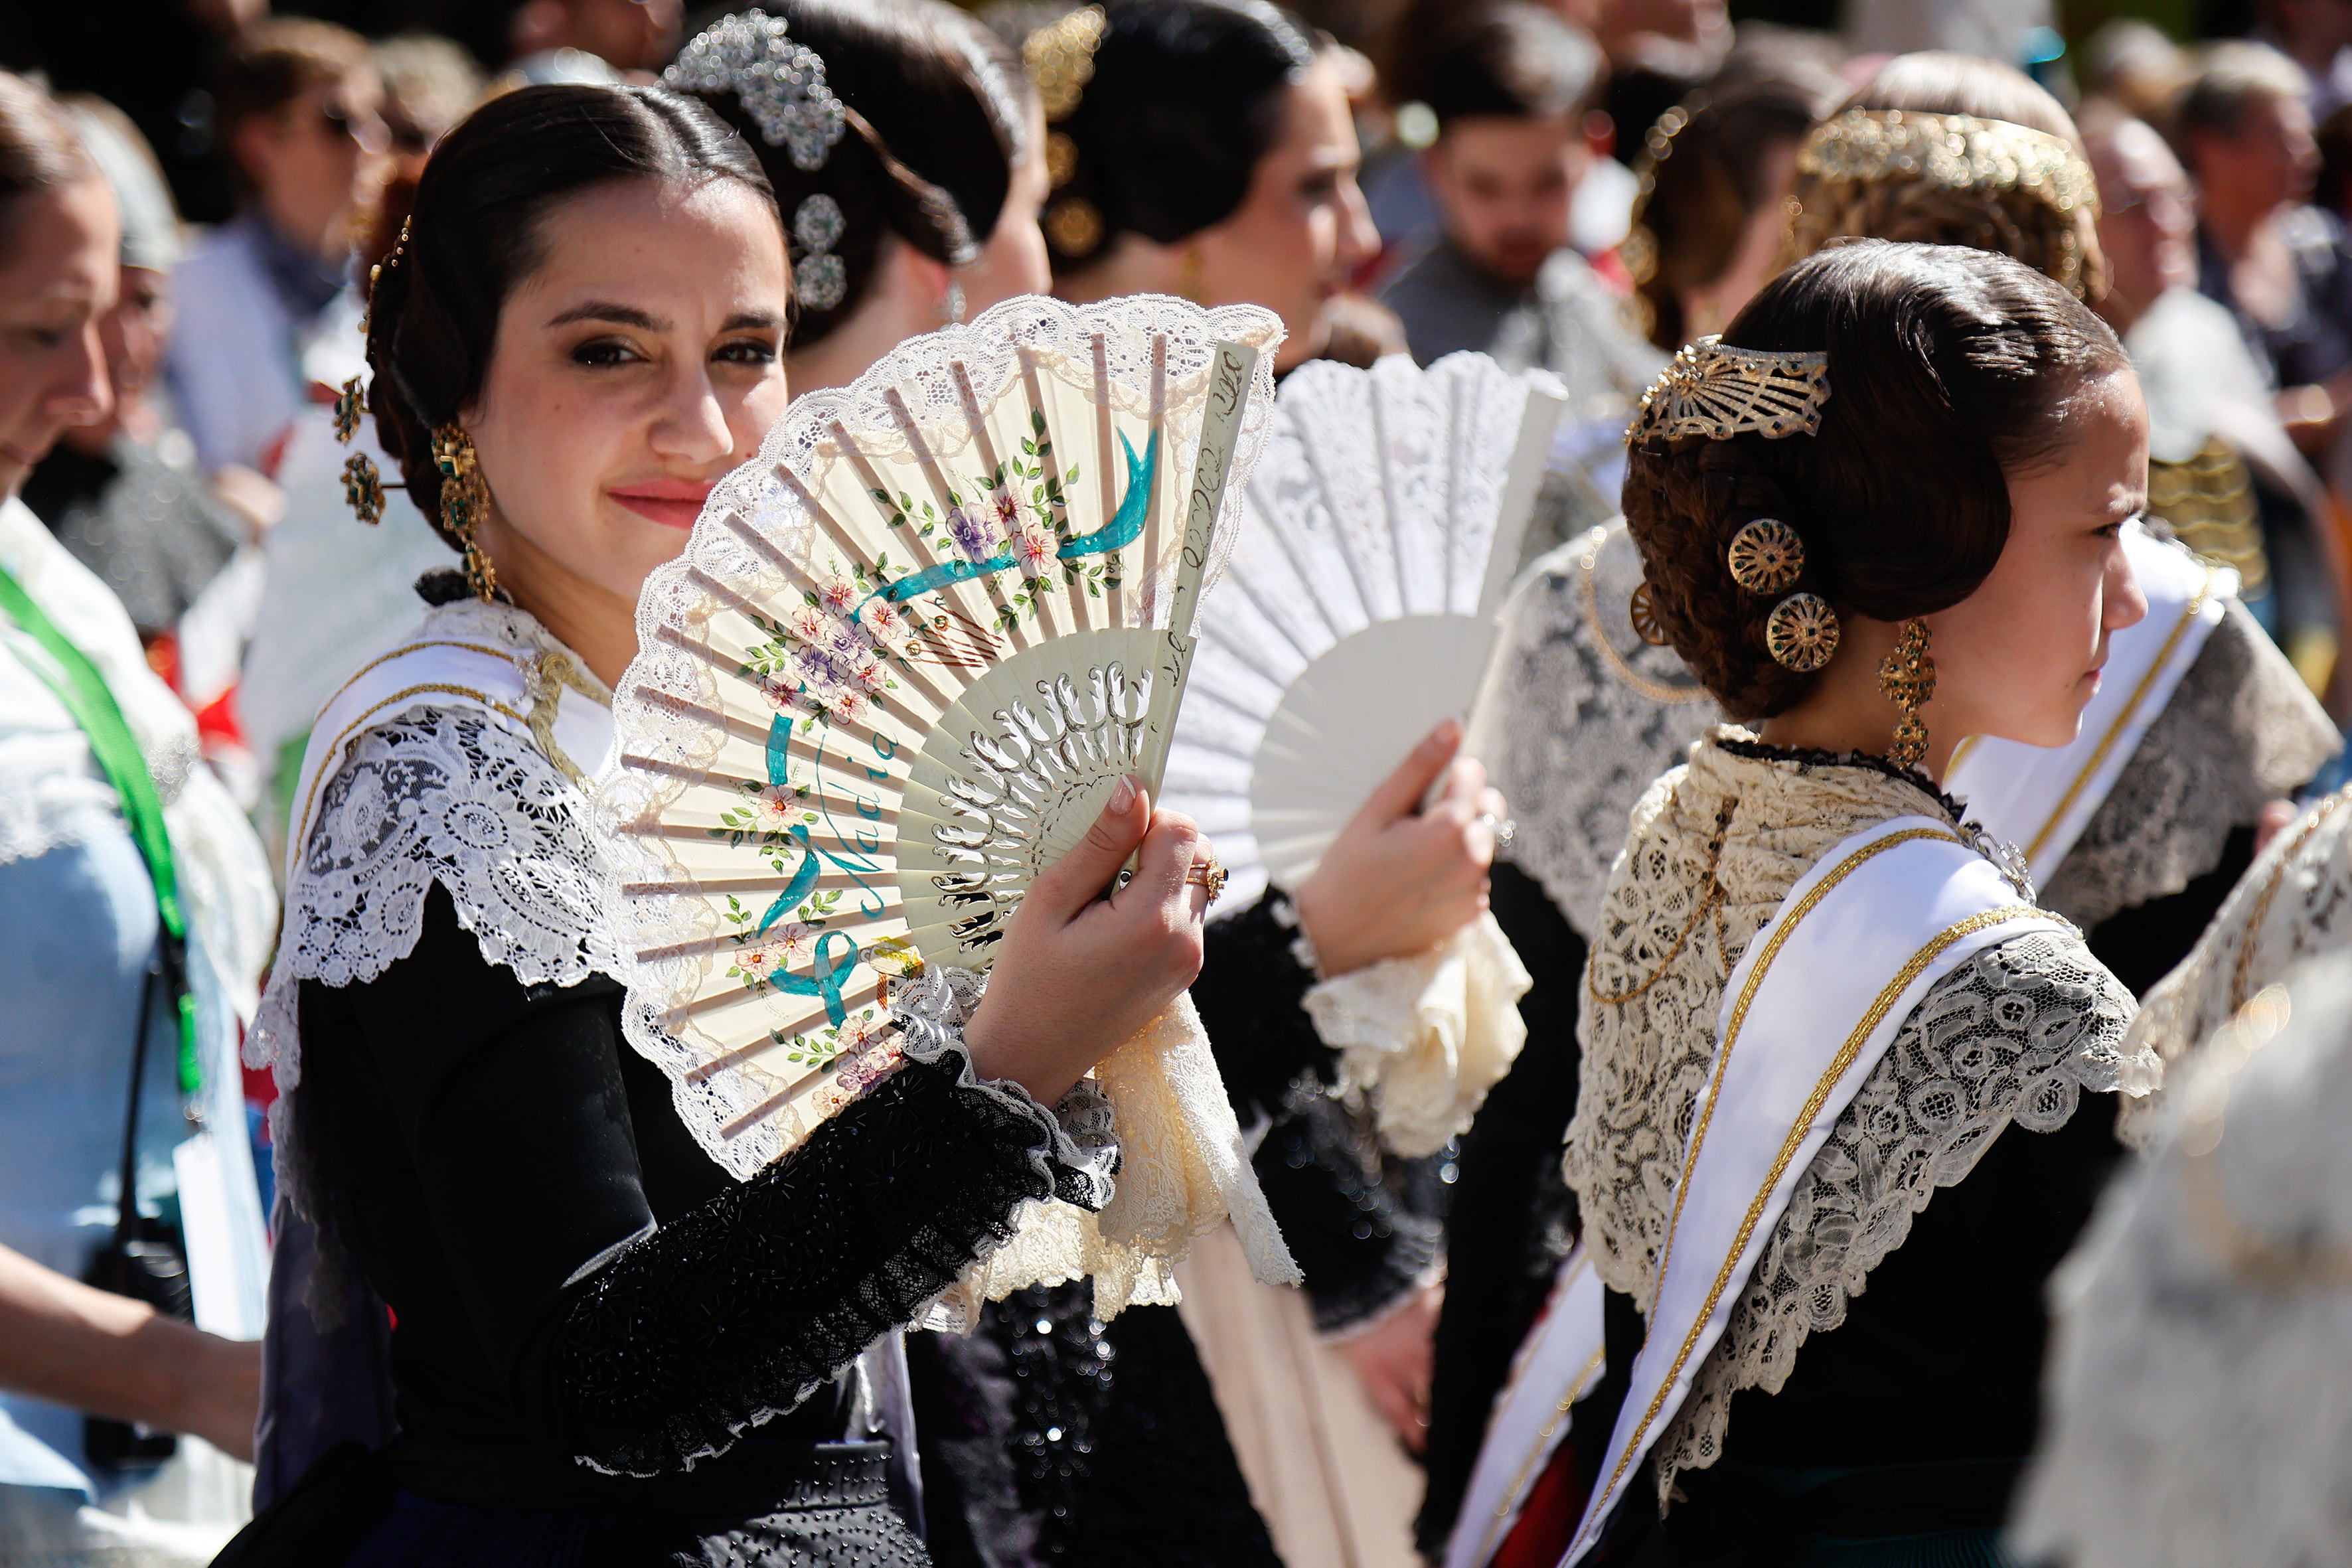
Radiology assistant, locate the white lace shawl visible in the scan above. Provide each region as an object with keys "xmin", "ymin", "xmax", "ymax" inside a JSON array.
[
  {"xmin": 2015, "ymin": 954, "xmax": 2352, "ymax": 1568},
  {"xmin": 2037, "ymin": 601, "xmax": 2335, "ymax": 931},
  {"xmin": 2121, "ymin": 779, "xmax": 2352, "ymax": 1141},
  {"xmin": 0, "ymin": 497, "xmax": 275, "ymax": 1014},
  {"xmin": 1473, "ymin": 520, "xmax": 1720, "ymax": 938},
  {"xmin": 1562, "ymin": 732, "xmax": 2154, "ymax": 1505}
]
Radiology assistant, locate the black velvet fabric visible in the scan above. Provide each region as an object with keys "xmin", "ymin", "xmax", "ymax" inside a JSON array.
[
  {"xmin": 1416, "ymin": 860, "xmax": 1587, "ymax": 1559},
  {"xmin": 297, "ymin": 884, "xmax": 1075, "ymax": 1521},
  {"xmin": 2082, "ymin": 823, "xmax": 2258, "ymax": 999},
  {"xmin": 1580, "ymin": 1094, "xmax": 2127, "ymax": 1563}
]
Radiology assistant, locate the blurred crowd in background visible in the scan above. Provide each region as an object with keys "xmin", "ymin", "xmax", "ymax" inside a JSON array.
[{"xmin": 9, "ymin": 0, "xmax": 2352, "ymax": 1559}]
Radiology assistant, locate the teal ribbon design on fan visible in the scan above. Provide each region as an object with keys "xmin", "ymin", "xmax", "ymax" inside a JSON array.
[
  {"xmin": 1057, "ymin": 428, "xmax": 1154, "ymax": 558},
  {"xmin": 856, "ymin": 426, "xmax": 1157, "ymax": 613},
  {"xmin": 755, "ymin": 826, "xmax": 821, "ymax": 936},
  {"xmin": 766, "ymin": 928, "xmax": 859, "ymax": 1026}
]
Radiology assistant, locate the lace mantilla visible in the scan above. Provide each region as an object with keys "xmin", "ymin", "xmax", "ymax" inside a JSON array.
[
  {"xmin": 1565, "ymin": 728, "xmax": 1967, "ymax": 1308},
  {"xmin": 2122, "ymin": 781, "xmax": 2352, "ymax": 1140},
  {"xmin": 1476, "ymin": 522, "xmax": 1719, "ymax": 939},
  {"xmin": 2037, "ymin": 603, "xmax": 2335, "ymax": 929},
  {"xmin": 249, "ymin": 703, "xmax": 626, "ymax": 1102},
  {"xmin": 2017, "ymin": 957, "xmax": 2352, "ymax": 1568},
  {"xmin": 1650, "ymin": 929, "xmax": 2140, "ymax": 1504}
]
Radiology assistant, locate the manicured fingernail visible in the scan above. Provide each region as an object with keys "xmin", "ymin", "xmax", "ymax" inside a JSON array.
[{"xmin": 1109, "ymin": 774, "xmax": 1137, "ymax": 813}]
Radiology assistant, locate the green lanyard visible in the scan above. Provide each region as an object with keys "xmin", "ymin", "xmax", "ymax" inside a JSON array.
[{"xmin": 0, "ymin": 561, "xmax": 201, "ymax": 1102}]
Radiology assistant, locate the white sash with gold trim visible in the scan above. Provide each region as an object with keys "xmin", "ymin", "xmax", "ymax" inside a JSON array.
[
  {"xmin": 1944, "ymin": 526, "xmax": 2229, "ymax": 887},
  {"xmin": 1559, "ymin": 817, "xmax": 2065, "ymax": 1565},
  {"xmin": 1447, "ymin": 1243, "xmax": 1607, "ymax": 1568}
]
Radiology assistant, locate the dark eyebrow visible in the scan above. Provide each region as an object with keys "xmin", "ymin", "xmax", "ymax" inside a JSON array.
[
  {"xmin": 721, "ymin": 311, "xmax": 785, "ymax": 333},
  {"xmin": 545, "ymin": 301, "xmax": 669, "ymax": 331}
]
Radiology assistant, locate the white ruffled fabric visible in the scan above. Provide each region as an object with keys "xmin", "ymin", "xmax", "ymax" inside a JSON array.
[{"xmin": 1302, "ymin": 909, "xmax": 1531, "ymax": 1158}]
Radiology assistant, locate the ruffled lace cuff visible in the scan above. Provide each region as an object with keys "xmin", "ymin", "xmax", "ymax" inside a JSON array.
[
  {"xmin": 1301, "ymin": 911, "xmax": 1533, "ymax": 1159},
  {"xmin": 555, "ymin": 970, "xmax": 1121, "ymax": 1478},
  {"xmin": 891, "ymin": 965, "xmax": 1121, "ymax": 1213}
]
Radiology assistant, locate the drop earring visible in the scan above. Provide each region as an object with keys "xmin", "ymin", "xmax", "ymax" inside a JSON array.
[
  {"xmin": 1879, "ymin": 617, "xmax": 1935, "ymax": 770},
  {"xmin": 939, "ymin": 278, "xmax": 967, "ymax": 325},
  {"xmin": 430, "ymin": 424, "xmax": 499, "ymax": 603},
  {"xmin": 1178, "ymin": 246, "xmax": 1204, "ymax": 304}
]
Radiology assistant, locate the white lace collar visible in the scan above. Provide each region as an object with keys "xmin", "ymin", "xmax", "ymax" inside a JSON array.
[{"xmin": 247, "ymin": 598, "xmax": 621, "ymax": 1130}]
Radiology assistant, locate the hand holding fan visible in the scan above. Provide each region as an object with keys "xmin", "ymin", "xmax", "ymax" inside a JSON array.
[
  {"xmin": 600, "ymin": 295, "xmax": 1296, "ymax": 1316},
  {"xmin": 1160, "ymin": 351, "xmax": 1561, "ymax": 1154}
]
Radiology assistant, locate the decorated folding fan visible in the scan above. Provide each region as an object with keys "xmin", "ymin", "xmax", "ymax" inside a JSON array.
[
  {"xmin": 599, "ymin": 295, "xmax": 1293, "ymax": 1316},
  {"xmin": 1159, "ymin": 351, "xmax": 1563, "ymax": 1154}
]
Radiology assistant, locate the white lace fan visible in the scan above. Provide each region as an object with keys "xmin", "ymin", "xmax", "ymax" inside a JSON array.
[
  {"xmin": 1161, "ymin": 352, "xmax": 1564, "ymax": 912},
  {"xmin": 602, "ymin": 295, "xmax": 1278, "ymax": 1204}
]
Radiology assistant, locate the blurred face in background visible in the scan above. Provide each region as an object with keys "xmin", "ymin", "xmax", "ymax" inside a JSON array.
[
  {"xmin": 62, "ymin": 264, "xmax": 173, "ymax": 455},
  {"xmin": 232, "ymin": 68, "xmax": 388, "ymax": 258},
  {"xmin": 2088, "ymin": 118, "xmax": 2195, "ymax": 329},
  {"xmin": 1423, "ymin": 112, "xmax": 1587, "ymax": 285},
  {"xmin": 2191, "ymin": 89, "xmax": 2319, "ymax": 222},
  {"xmin": 1190, "ymin": 56, "xmax": 1380, "ymax": 370},
  {"xmin": 0, "ymin": 179, "xmax": 118, "ymax": 499},
  {"xmin": 513, "ymin": 0, "xmax": 684, "ymax": 74}
]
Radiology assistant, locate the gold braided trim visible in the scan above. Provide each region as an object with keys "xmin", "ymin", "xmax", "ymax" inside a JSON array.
[
  {"xmin": 1580, "ymin": 532, "xmax": 1713, "ymax": 706},
  {"xmin": 1587, "ymin": 827, "xmax": 2039, "ymax": 1533},
  {"xmin": 2017, "ymin": 566, "xmax": 2216, "ymax": 865},
  {"xmin": 1798, "ymin": 109, "xmax": 2099, "ymax": 220},
  {"xmin": 1465, "ymin": 1251, "xmax": 1608, "ymax": 1568},
  {"xmin": 2230, "ymin": 786, "xmax": 2352, "ymax": 1013}
]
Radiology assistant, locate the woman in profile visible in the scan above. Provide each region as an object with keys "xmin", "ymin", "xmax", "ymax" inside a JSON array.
[{"xmin": 1466, "ymin": 241, "xmax": 2166, "ymax": 1565}]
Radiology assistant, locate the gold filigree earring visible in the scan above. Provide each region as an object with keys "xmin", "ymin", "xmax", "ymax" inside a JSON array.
[
  {"xmin": 1879, "ymin": 617, "xmax": 1936, "ymax": 769},
  {"xmin": 430, "ymin": 424, "xmax": 499, "ymax": 603},
  {"xmin": 1178, "ymin": 246, "xmax": 1204, "ymax": 304}
]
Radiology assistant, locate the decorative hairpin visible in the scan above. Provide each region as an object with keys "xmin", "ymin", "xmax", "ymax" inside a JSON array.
[
  {"xmin": 1798, "ymin": 109, "xmax": 2099, "ymax": 220},
  {"xmin": 1024, "ymin": 4, "xmax": 1108, "ymax": 261},
  {"xmin": 665, "ymin": 9, "xmax": 845, "ymax": 172},
  {"xmin": 360, "ymin": 216, "xmax": 410, "ymax": 339},
  {"xmin": 1627, "ymin": 335, "xmax": 1831, "ymax": 446},
  {"xmin": 1723, "ymin": 514, "xmax": 1840, "ymax": 671}
]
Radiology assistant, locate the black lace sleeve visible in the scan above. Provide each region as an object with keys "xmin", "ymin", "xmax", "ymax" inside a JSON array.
[
  {"xmin": 1193, "ymin": 892, "xmax": 1334, "ymax": 1125},
  {"xmin": 555, "ymin": 1050, "xmax": 1077, "ymax": 1476}
]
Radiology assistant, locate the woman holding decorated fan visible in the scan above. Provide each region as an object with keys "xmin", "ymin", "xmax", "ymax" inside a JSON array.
[{"xmin": 225, "ymin": 79, "xmax": 1227, "ymax": 1567}]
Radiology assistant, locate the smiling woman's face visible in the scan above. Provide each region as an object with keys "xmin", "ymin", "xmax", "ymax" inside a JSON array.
[
  {"xmin": 1922, "ymin": 368, "xmax": 2152, "ymax": 749},
  {"xmin": 465, "ymin": 173, "xmax": 792, "ymax": 613}
]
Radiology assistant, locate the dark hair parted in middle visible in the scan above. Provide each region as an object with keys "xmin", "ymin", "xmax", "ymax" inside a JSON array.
[
  {"xmin": 1040, "ymin": 0, "xmax": 1314, "ymax": 270},
  {"xmin": 364, "ymin": 84, "xmax": 775, "ymax": 546},
  {"xmin": 1625, "ymin": 241, "xmax": 2130, "ymax": 719},
  {"xmin": 674, "ymin": 1, "xmax": 1036, "ymax": 348}
]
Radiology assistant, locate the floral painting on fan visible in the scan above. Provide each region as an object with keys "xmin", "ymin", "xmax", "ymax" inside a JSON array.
[{"xmin": 600, "ymin": 294, "xmax": 1281, "ymax": 1181}]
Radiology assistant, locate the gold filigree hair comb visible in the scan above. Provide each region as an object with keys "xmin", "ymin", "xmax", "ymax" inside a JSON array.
[
  {"xmin": 1626, "ymin": 335, "xmax": 1832, "ymax": 445},
  {"xmin": 1797, "ymin": 109, "xmax": 2099, "ymax": 220}
]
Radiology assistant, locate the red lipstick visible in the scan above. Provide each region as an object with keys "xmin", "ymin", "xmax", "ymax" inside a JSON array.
[{"xmin": 608, "ymin": 477, "xmax": 715, "ymax": 530}]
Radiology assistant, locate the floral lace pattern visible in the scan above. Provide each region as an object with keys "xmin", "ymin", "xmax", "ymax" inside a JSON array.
[
  {"xmin": 1479, "ymin": 522, "xmax": 1719, "ymax": 940},
  {"xmin": 2037, "ymin": 602, "xmax": 2335, "ymax": 929},
  {"xmin": 250, "ymin": 703, "xmax": 625, "ymax": 1101},
  {"xmin": 1650, "ymin": 930, "xmax": 2143, "ymax": 1504},
  {"xmin": 1564, "ymin": 730, "xmax": 1962, "ymax": 1308}
]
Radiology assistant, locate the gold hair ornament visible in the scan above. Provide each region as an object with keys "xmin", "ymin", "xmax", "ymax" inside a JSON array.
[
  {"xmin": 360, "ymin": 216, "xmax": 410, "ymax": 339},
  {"xmin": 1878, "ymin": 617, "xmax": 1936, "ymax": 769},
  {"xmin": 1627, "ymin": 335, "xmax": 1832, "ymax": 446},
  {"xmin": 1764, "ymin": 592, "xmax": 1839, "ymax": 672},
  {"xmin": 1025, "ymin": 4, "xmax": 1109, "ymax": 262},
  {"xmin": 1727, "ymin": 517, "xmax": 1804, "ymax": 595},
  {"xmin": 1797, "ymin": 109, "xmax": 2099, "ymax": 221},
  {"xmin": 431, "ymin": 424, "xmax": 499, "ymax": 603},
  {"xmin": 1628, "ymin": 580, "xmax": 1670, "ymax": 646}
]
